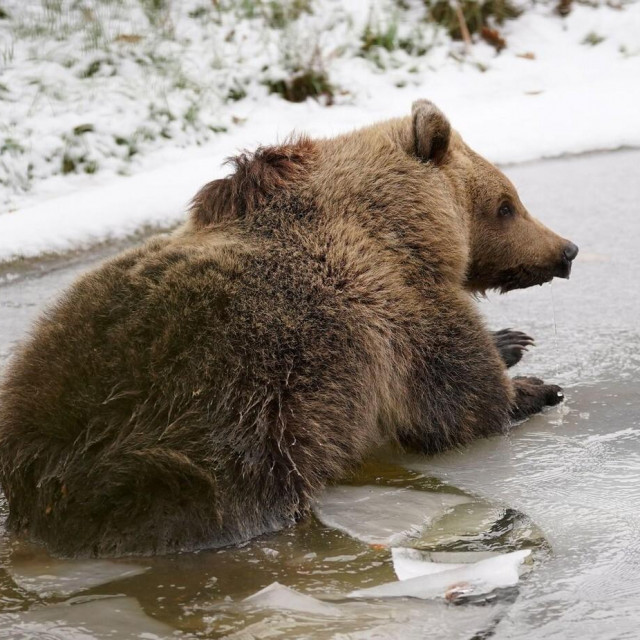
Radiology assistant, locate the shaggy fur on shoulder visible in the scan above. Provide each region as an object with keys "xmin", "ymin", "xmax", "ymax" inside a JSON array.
[{"xmin": 189, "ymin": 137, "xmax": 315, "ymax": 226}]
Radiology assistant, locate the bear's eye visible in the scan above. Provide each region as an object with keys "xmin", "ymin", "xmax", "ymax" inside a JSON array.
[{"xmin": 498, "ymin": 202, "xmax": 514, "ymax": 218}]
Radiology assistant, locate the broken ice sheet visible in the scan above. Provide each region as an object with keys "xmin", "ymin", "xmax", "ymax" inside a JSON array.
[
  {"xmin": 415, "ymin": 503, "xmax": 507, "ymax": 548},
  {"xmin": 225, "ymin": 600, "xmax": 506, "ymax": 640},
  {"xmin": 0, "ymin": 596, "xmax": 173, "ymax": 639},
  {"xmin": 391, "ymin": 548, "xmax": 466, "ymax": 581},
  {"xmin": 243, "ymin": 582, "xmax": 342, "ymax": 617},
  {"xmin": 313, "ymin": 485, "xmax": 470, "ymax": 546},
  {"xmin": 410, "ymin": 501, "xmax": 547, "ymax": 553},
  {"xmin": 226, "ymin": 584, "xmax": 506, "ymax": 640},
  {"xmin": 7, "ymin": 553, "xmax": 148, "ymax": 597},
  {"xmin": 350, "ymin": 549, "xmax": 531, "ymax": 600}
]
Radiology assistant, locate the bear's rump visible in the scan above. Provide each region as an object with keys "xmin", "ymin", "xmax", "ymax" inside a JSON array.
[{"xmin": 0, "ymin": 236, "xmax": 384, "ymax": 555}]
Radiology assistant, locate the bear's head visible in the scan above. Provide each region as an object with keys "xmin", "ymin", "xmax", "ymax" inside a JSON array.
[{"xmin": 411, "ymin": 100, "xmax": 579, "ymax": 293}]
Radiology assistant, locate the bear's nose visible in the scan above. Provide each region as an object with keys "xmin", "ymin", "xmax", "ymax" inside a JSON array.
[{"xmin": 563, "ymin": 242, "xmax": 579, "ymax": 262}]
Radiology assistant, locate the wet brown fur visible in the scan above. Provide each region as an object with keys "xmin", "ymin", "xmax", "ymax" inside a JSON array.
[{"xmin": 0, "ymin": 101, "xmax": 574, "ymax": 557}]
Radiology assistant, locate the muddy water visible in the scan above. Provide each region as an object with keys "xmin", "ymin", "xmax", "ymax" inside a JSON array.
[{"xmin": 0, "ymin": 149, "xmax": 638, "ymax": 638}]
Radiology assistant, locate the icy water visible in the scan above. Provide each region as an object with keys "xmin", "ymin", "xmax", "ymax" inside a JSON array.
[{"xmin": 0, "ymin": 149, "xmax": 638, "ymax": 639}]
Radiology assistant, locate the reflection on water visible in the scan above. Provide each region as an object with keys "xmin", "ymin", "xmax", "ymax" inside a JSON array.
[
  {"xmin": 2, "ymin": 383, "xmax": 636, "ymax": 638},
  {"xmin": 0, "ymin": 461, "xmax": 547, "ymax": 639}
]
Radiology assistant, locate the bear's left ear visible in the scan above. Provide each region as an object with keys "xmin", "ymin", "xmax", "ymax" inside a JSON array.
[{"xmin": 411, "ymin": 100, "xmax": 451, "ymax": 165}]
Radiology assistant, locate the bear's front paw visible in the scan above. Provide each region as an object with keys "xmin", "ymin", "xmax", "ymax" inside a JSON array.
[
  {"xmin": 510, "ymin": 376, "xmax": 564, "ymax": 420},
  {"xmin": 493, "ymin": 328, "xmax": 534, "ymax": 368}
]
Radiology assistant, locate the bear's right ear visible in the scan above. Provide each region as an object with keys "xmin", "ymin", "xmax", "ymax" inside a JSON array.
[{"xmin": 411, "ymin": 100, "xmax": 451, "ymax": 165}]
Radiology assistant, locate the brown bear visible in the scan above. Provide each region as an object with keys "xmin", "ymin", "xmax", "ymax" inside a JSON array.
[{"xmin": 0, "ymin": 101, "xmax": 578, "ymax": 557}]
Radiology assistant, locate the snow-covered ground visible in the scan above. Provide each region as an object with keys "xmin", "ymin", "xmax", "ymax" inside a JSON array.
[{"xmin": 0, "ymin": 0, "xmax": 639, "ymax": 264}]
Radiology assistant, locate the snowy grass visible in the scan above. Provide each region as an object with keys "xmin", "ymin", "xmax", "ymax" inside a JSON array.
[
  {"xmin": 0, "ymin": 0, "xmax": 639, "ymax": 263},
  {"xmin": 0, "ymin": 0, "xmax": 387, "ymax": 204}
]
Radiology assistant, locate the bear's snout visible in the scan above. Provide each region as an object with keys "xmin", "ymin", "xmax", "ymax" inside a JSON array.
[
  {"xmin": 556, "ymin": 241, "xmax": 579, "ymax": 278},
  {"xmin": 563, "ymin": 241, "xmax": 579, "ymax": 262}
]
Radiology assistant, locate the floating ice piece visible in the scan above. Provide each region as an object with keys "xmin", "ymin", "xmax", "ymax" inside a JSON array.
[
  {"xmin": 418, "ymin": 503, "xmax": 507, "ymax": 547},
  {"xmin": 244, "ymin": 582, "xmax": 342, "ymax": 617},
  {"xmin": 350, "ymin": 549, "xmax": 531, "ymax": 600},
  {"xmin": 417, "ymin": 550, "xmax": 501, "ymax": 564},
  {"xmin": 391, "ymin": 548, "xmax": 466, "ymax": 581},
  {"xmin": 0, "ymin": 596, "xmax": 173, "ymax": 639},
  {"xmin": 313, "ymin": 485, "xmax": 470, "ymax": 546},
  {"xmin": 413, "ymin": 500, "xmax": 546, "ymax": 550},
  {"xmin": 228, "ymin": 598, "xmax": 505, "ymax": 640},
  {"xmin": 8, "ymin": 558, "xmax": 148, "ymax": 597}
]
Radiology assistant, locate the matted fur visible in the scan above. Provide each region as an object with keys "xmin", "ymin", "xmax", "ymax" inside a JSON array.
[
  {"xmin": 189, "ymin": 137, "xmax": 315, "ymax": 227},
  {"xmin": 0, "ymin": 101, "xmax": 575, "ymax": 557}
]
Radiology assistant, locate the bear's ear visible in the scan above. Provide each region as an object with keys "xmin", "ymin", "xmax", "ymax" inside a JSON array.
[{"xmin": 411, "ymin": 100, "xmax": 451, "ymax": 165}]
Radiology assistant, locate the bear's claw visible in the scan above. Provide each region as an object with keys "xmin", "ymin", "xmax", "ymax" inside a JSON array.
[
  {"xmin": 510, "ymin": 376, "xmax": 564, "ymax": 421},
  {"xmin": 493, "ymin": 328, "xmax": 535, "ymax": 368}
]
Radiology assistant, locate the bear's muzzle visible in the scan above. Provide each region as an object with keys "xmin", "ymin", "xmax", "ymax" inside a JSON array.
[{"xmin": 556, "ymin": 241, "xmax": 579, "ymax": 279}]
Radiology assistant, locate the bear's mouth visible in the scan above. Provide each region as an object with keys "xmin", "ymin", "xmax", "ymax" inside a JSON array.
[
  {"xmin": 497, "ymin": 263, "xmax": 568, "ymax": 293},
  {"xmin": 555, "ymin": 257, "xmax": 573, "ymax": 280}
]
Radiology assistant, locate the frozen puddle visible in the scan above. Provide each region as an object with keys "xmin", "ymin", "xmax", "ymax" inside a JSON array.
[{"xmin": 0, "ymin": 596, "xmax": 173, "ymax": 639}]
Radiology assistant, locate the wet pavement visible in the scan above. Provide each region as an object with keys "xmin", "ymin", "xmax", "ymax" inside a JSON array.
[{"xmin": 0, "ymin": 149, "xmax": 639, "ymax": 638}]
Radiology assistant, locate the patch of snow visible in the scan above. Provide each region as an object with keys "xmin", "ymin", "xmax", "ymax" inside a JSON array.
[{"xmin": 1, "ymin": 0, "xmax": 639, "ymax": 263}]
